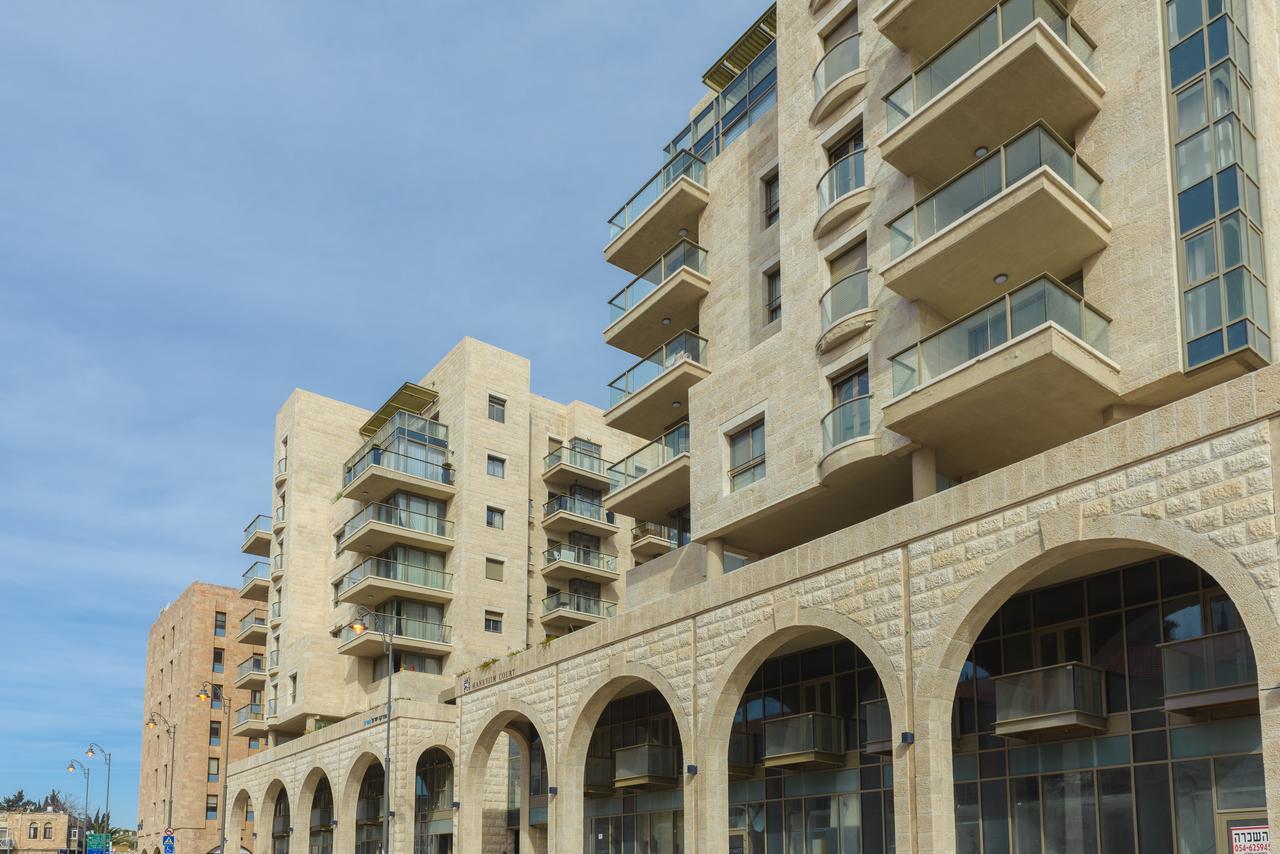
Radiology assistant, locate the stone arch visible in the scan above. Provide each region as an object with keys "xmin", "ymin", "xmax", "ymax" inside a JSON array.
[
  {"xmin": 296, "ymin": 766, "xmax": 338, "ymax": 835},
  {"xmin": 337, "ymin": 751, "xmax": 383, "ymax": 829},
  {"xmin": 406, "ymin": 738, "xmax": 456, "ymax": 812},
  {"xmin": 260, "ymin": 779, "xmax": 290, "ymax": 854},
  {"xmin": 228, "ymin": 788, "xmax": 254, "ymax": 854}
]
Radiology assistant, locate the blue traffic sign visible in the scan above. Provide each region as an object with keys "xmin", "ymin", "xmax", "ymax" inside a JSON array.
[{"xmin": 163, "ymin": 834, "xmax": 175, "ymax": 854}]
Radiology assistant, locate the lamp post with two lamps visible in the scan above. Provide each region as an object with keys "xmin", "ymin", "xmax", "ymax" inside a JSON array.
[
  {"xmin": 347, "ymin": 606, "xmax": 394, "ymax": 854},
  {"xmin": 65, "ymin": 759, "xmax": 90, "ymax": 835},
  {"xmin": 84, "ymin": 743, "xmax": 111, "ymax": 830},
  {"xmin": 144, "ymin": 712, "xmax": 178, "ymax": 829},
  {"xmin": 197, "ymin": 681, "xmax": 231, "ymax": 854}
]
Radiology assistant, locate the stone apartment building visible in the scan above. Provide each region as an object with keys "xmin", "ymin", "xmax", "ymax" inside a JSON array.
[
  {"xmin": 189, "ymin": 0, "xmax": 1280, "ymax": 851},
  {"xmin": 0, "ymin": 811, "xmax": 84, "ymax": 854}
]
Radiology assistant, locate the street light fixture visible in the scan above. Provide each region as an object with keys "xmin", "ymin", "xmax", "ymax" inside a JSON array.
[
  {"xmin": 144, "ymin": 712, "xmax": 178, "ymax": 829},
  {"xmin": 85, "ymin": 743, "xmax": 112, "ymax": 831},
  {"xmin": 66, "ymin": 759, "xmax": 90, "ymax": 834},
  {"xmin": 197, "ymin": 681, "xmax": 230, "ymax": 854},
  {"xmin": 347, "ymin": 606, "xmax": 393, "ymax": 854}
]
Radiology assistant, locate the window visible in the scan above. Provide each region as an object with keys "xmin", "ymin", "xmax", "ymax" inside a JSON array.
[
  {"xmin": 486, "ymin": 455, "xmax": 505, "ymax": 478},
  {"xmin": 208, "ymin": 757, "xmax": 220, "ymax": 783},
  {"xmin": 724, "ymin": 552, "xmax": 754, "ymax": 573},
  {"xmin": 374, "ymin": 651, "xmax": 441, "ymax": 679},
  {"xmin": 487, "ymin": 395, "xmax": 506, "ymax": 423},
  {"xmin": 70, "ymin": 829, "xmax": 78, "ymax": 841},
  {"xmin": 209, "ymin": 721, "xmax": 221, "ymax": 746},
  {"xmin": 486, "ymin": 506, "xmax": 505, "ymax": 529},
  {"xmin": 484, "ymin": 611, "xmax": 504, "ymax": 634},
  {"xmin": 763, "ymin": 174, "xmax": 780, "ymax": 226},
  {"xmin": 765, "ymin": 270, "xmax": 781, "ymax": 323},
  {"xmin": 212, "ymin": 648, "xmax": 224, "ymax": 673},
  {"xmin": 43, "ymin": 825, "xmax": 53, "ymax": 840},
  {"xmin": 485, "ymin": 558, "xmax": 505, "ymax": 582},
  {"xmin": 248, "ymin": 738, "xmax": 261, "ymax": 750},
  {"xmin": 206, "ymin": 795, "xmax": 219, "ymax": 821},
  {"xmin": 213, "ymin": 611, "xmax": 226, "ymax": 637},
  {"xmin": 289, "ymin": 673, "xmax": 298, "ymax": 703},
  {"xmin": 28, "ymin": 825, "xmax": 37, "ymax": 840},
  {"xmin": 210, "ymin": 684, "xmax": 223, "ymax": 710},
  {"xmin": 729, "ymin": 420, "xmax": 767, "ymax": 491}
]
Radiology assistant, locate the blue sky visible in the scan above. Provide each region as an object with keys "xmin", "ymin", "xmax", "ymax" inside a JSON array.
[{"xmin": 0, "ymin": 0, "xmax": 764, "ymax": 830}]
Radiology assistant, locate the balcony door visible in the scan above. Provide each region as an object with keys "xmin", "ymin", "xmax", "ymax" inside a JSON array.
[{"xmin": 1035, "ymin": 622, "xmax": 1085, "ymax": 667}]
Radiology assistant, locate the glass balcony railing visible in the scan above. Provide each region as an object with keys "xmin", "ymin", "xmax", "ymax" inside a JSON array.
[
  {"xmin": 889, "ymin": 123, "xmax": 1102, "ymax": 260},
  {"xmin": 272, "ymin": 553, "xmax": 284, "ymax": 573},
  {"xmin": 728, "ymin": 731, "xmax": 754, "ymax": 768},
  {"xmin": 633, "ymin": 521, "xmax": 679, "ymax": 544},
  {"xmin": 863, "ymin": 698, "xmax": 892, "ymax": 748},
  {"xmin": 339, "ymin": 613, "xmax": 452, "ymax": 646},
  {"xmin": 274, "ymin": 505, "xmax": 286, "ymax": 525},
  {"xmin": 993, "ymin": 662, "xmax": 1105, "ymax": 727},
  {"xmin": 365, "ymin": 411, "xmax": 449, "ymax": 452},
  {"xmin": 818, "ymin": 150, "xmax": 867, "ymax": 214},
  {"xmin": 266, "ymin": 698, "xmax": 277, "ymax": 718},
  {"xmin": 542, "ymin": 592, "xmax": 617, "ymax": 619},
  {"xmin": 889, "ymin": 274, "xmax": 1110, "ymax": 396},
  {"xmin": 241, "ymin": 561, "xmax": 269, "ymax": 587},
  {"xmin": 608, "ymin": 331, "xmax": 708, "ymax": 407},
  {"xmin": 337, "ymin": 557, "xmax": 453, "ymax": 597},
  {"xmin": 344, "ymin": 448, "xmax": 454, "ymax": 490},
  {"xmin": 544, "ymin": 446, "xmax": 608, "ymax": 477},
  {"xmin": 235, "ymin": 703, "xmax": 264, "ymax": 727},
  {"xmin": 763, "ymin": 713, "xmax": 844, "ymax": 760},
  {"xmin": 243, "ymin": 514, "xmax": 271, "ymax": 542},
  {"xmin": 236, "ymin": 656, "xmax": 265, "ymax": 680},
  {"xmin": 614, "ymin": 743, "xmax": 677, "ymax": 781},
  {"xmin": 238, "ymin": 609, "xmax": 267, "ymax": 635},
  {"xmin": 268, "ymin": 649, "xmax": 279, "ymax": 670},
  {"xmin": 543, "ymin": 494, "xmax": 610, "ymax": 524},
  {"xmin": 269, "ymin": 601, "xmax": 282, "ymax": 621},
  {"xmin": 585, "ymin": 756, "xmax": 614, "ymax": 790},
  {"xmin": 819, "ymin": 270, "xmax": 870, "ymax": 331},
  {"xmin": 1160, "ymin": 629, "xmax": 1257, "ymax": 700},
  {"xmin": 608, "ymin": 239, "xmax": 709, "ymax": 323},
  {"xmin": 821, "ymin": 394, "xmax": 873, "ymax": 453},
  {"xmin": 814, "ymin": 34, "xmax": 862, "ymax": 100},
  {"xmin": 886, "ymin": 0, "xmax": 1095, "ymax": 132},
  {"xmin": 608, "ymin": 150, "xmax": 707, "ymax": 241},
  {"xmin": 276, "ymin": 457, "xmax": 288, "ymax": 478},
  {"xmin": 608, "ymin": 423, "xmax": 690, "ymax": 490},
  {"xmin": 339, "ymin": 503, "xmax": 454, "ymax": 544},
  {"xmin": 544, "ymin": 544, "xmax": 618, "ymax": 575}
]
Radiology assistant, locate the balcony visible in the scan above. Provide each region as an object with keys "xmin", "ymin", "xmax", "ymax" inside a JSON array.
[
  {"xmin": 874, "ymin": 0, "xmax": 999, "ymax": 60},
  {"xmin": 818, "ymin": 394, "xmax": 878, "ymax": 485},
  {"xmin": 1160, "ymin": 629, "xmax": 1258, "ymax": 711},
  {"xmin": 334, "ymin": 557, "xmax": 454, "ymax": 608},
  {"xmin": 234, "ymin": 655, "xmax": 266, "ymax": 689},
  {"xmin": 763, "ymin": 713, "xmax": 845, "ymax": 769},
  {"xmin": 274, "ymin": 457, "xmax": 288, "ymax": 487},
  {"xmin": 542, "ymin": 544, "xmax": 619, "ymax": 585},
  {"xmin": 585, "ymin": 756, "xmax": 614, "ymax": 796},
  {"xmin": 862, "ymin": 698, "xmax": 893, "ymax": 754},
  {"xmin": 885, "ymin": 275, "xmax": 1119, "ymax": 476},
  {"xmin": 240, "ymin": 561, "xmax": 270, "ymax": 602},
  {"xmin": 541, "ymin": 592, "xmax": 616, "ymax": 630},
  {"xmin": 542, "ymin": 495, "xmax": 617, "ymax": 538},
  {"xmin": 236, "ymin": 608, "xmax": 268, "ymax": 645},
  {"xmin": 269, "ymin": 600, "xmax": 282, "ymax": 629},
  {"xmin": 272, "ymin": 504, "xmax": 287, "ymax": 533},
  {"xmin": 337, "ymin": 613, "xmax": 453, "ymax": 658},
  {"xmin": 884, "ymin": 123, "xmax": 1109, "ymax": 317},
  {"xmin": 818, "ymin": 270, "xmax": 874, "ymax": 354},
  {"xmin": 815, "ymin": 150, "xmax": 871, "ymax": 239},
  {"xmin": 543, "ymin": 446, "xmax": 612, "ymax": 493},
  {"xmin": 605, "ymin": 150, "xmax": 709, "ymax": 275},
  {"xmin": 613, "ymin": 743, "xmax": 678, "ymax": 790},
  {"xmin": 631, "ymin": 522, "xmax": 679, "ymax": 559},
  {"xmin": 604, "ymin": 423, "xmax": 690, "ymax": 520},
  {"xmin": 882, "ymin": 5, "xmax": 1101, "ymax": 185},
  {"xmin": 242, "ymin": 514, "xmax": 272, "ymax": 557},
  {"xmin": 267, "ymin": 649, "xmax": 280, "ymax": 674},
  {"xmin": 232, "ymin": 703, "xmax": 267, "ymax": 737},
  {"xmin": 993, "ymin": 662, "xmax": 1106, "ymax": 736},
  {"xmin": 606, "ymin": 331, "xmax": 710, "ymax": 440},
  {"xmin": 728, "ymin": 731, "xmax": 755, "ymax": 780},
  {"xmin": 342, "ymin": 450, "xmax": 455, "ymax": 505},
  {"xmin": 812, "ymin": 34, "xmax": 865, "ymax": 125},
  {"xmin": 335, "ymin": 503, "xmax": 455, "ymax": 556},
  {"xmin": 270, "ymin": 552, "xmax": 284, "ymax": 580},
  {"xmin": 266, "ymin": 698, "xmax": 278, "ymax": 720},
  {"xmin": 605, "ymin": 239, "xmax": 710, "ymax": 358}
]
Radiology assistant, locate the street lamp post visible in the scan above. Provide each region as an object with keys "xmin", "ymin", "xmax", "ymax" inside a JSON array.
[
  {"xmin": 348, "ymin": 607, "xmax": 393, "ymax": 854},
  {"xmin": 144, "ymin": 713, "xmax": 178, "ymax": 829},
  {"xmin": 85, "ymin": 743, "xmax": 112, "ymax": 830},
  {"xmin": 66, "ymin": 760, "xmax": 90, "ymax": 832},
  {"xmin": 197, "ymin": 681, "xmax": 231, "ymax": 854}
]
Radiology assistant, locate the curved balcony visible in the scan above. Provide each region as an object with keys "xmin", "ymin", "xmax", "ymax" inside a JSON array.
[
  {"xmin": 993, "ymin": 662, "xmax": 1106, "ymax": 736},
  {"xmin": 338, "ymin": 613, "xmax": 452, "ymax": 657},
  {"xmin": 1160, "ymin": 629, "xmax": 1258, "ymax": 711},
  {"xmin": 239, "ymin": 560, "xmax": 270, "ymax": 602},
  {"xmin": 815, "ymin": 150, "xmax": 871, "ymax": 239},
  {"xmin": 542, "ymin": 544, "xmax": 619, "ymax": 584},
  {"xmin": 631, "ymin": 521, "xmax": 679, "ymax": 559},
  {"xmin": 274, "ymin": 457, "xmax": 288, "ymax": 486},
  {"xmin": 242, "ymin": 514, "xmax": 272, "ymax": 557},
  {"xmin": 811, "ymin": 34, "xmax": 865, "ymax": 124},
  {"xmin": 272, "ymin": 504, "xmax": 286, "ymax": 533},
  {"xmin": 818, "ymin": 269, "xmax": 873, "ymax": 352},
  {"xmin": 604, "ymin": 423, "xmax": 690, "ymax": 520},
  {"xmin": 336, "ymin": 503, "xmax": 455, "ymax": 556},
  {"xmin": 885, "ymin": 274, "xmax": 1118, "ymax": 477},
  {"xmin": 605, "ymin": 239, "xmax": 710, "ymax": 357},
  {"xmin": 342, "ymin": 448, "xmax": 455, "ymax": 504},
  {"xmin": 606, "ymin": 331, "xmax": 709, "ymax": 440},
  {"xmin": 542, "ymin": 592, "xmax": 616, "ymax": 630},
  {"xmin": 818, "ymin": 394, "xmax": 877, "ymax": 486},
  {"xmin": 543, "ymin": 445, "xmax": 612, "ymax": 492},
  {"xmin": 237, "ymin": 608, "xmax": 268, "ymax": 645},
  {"xmin": 605, "ymin": 150, "xmax": 709, "ymax": 275},
  {"xmin": 884, "ymin": 123, "xmax": 1108, "ymax": 317},
  {"xmin": 269, "ymin": 600, "xmax": 282, "ymax": 628},
  {"xmin": 542, "ymin": 495, "xmax": 617, "ymax": 538},
  {"xmin": 883, "ymin": 3, "xmax": 1101, "ymax": 184},
  {"xmin": 267, "ymin": 649, "xmax": 279, "ymax": 674},
  {"xmin": 334, "ymin": 557, "xmax": 453, "ymax": 608}
]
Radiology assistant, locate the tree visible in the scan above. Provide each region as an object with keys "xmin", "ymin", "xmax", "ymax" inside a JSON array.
[
  {"xmin": 0, "ymin": 790, "xmax": 39, "ymax": 811},
  {"xmin": 42, "ymin": 790, "xmax": 75, "ymax": 814}
]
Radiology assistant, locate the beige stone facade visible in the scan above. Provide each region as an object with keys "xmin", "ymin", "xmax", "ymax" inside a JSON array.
[{"xmin": 0, "ymin": 811, "xmax": 83, "ymax": 854}]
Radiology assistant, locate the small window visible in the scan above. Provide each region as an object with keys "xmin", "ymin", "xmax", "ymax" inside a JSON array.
[
  {"xmin": 206, "ymin": 795, "xmax": 219, "ymax": 821},
  {"xmin": 212, "ymin": 648, "xmax": 224, "ymax": 673},
  {"xmin": 28, "ymin": 825, "xmax": 37, "ymax": 840},
  {"xmin": 209, "ymin": 721, "xmax": 221, "ymax": 747},
  {"xmin": 765, "ymin": 270, "xmax": 781, "ymax": 323},
  {"xmin": 486, "ymin": 455, "xmax": 506, "ymax": 478},
  {"xmin": 486, "ymin": 506, "xmax": 505, "ymax": 529},
  {"xmin": 70, "ymin": 829, "xmax": 79, "ymax": 841},
  {"xmin": 763, "ymin": 174, "xmax": 780, "ymax": 226},
  {"xmin": 484, "ymin": 611, "xmax": 504, "ymax": 634},
  {"xmin": 208, "ymin": 757, "xmax": 220, "ymax": 783},
  {"xmin": 213, "ymin": 611, "xmax": 226, "ymax": 637},
  {"xmin": 729, "ymin": 420, "xmax": 767, "ymax": 491},
  {"xmin": 210, "ymin": 684, "xmax": 223, "ymax": 710},
  {"xmin": 248, "ymin": 738, "xmax": 261, "ymax": 750},
  {"xmin": 724, "ymin": 552, "xmax": 754, "ymax": 573},
  {"xmin": 485, "ymin": 558, "xmax": 505, "ymax": 582},
  {"xmin": 43, "ymin": 825, "xmax": 53, "ymax": 840},
  {"xmin": 488, "ymin": 395, "xmax": 506, "ymax": 423},
  {"xmin": 289, "ymin": 673, "xmax": 298, "ymax": 703}
]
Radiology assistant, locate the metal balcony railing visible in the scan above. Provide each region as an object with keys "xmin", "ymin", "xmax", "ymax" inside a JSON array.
[
  {"xmin": 608, "ymin": 239, "xmax": 709, "ymax": 323},
  {"xmin": 542, "ymin": 592, "xmax": 616, "ymax": 619},
  {"xmin": 608, "ymin": 422, "xmax": 690, "ymax": 491},
  {"xmin": 633, "ymin": 521, "xmax": 679, "ymax": 544},
  {"xmin": 543, "ymin": 494, "xmax": 610, "ymax": 524},
  {"xmin": 544, "ymin": 544, "xmax": 618, "ymax": 574},
  {"xmin": 608, "ymin": 150, "xmax": 707, "ymax": 240},
  {"xmin": 339, "ymin": 503, "xmax": 453, "ymax": 544},
  {"xmin": 608, "ymin": 331, "xmax": 708, "ymax": 407},
  {"xmin": 336, "ymin": 557, "xmax": 453, "ymax": 597},
  {"xmin": 339, "ymin": 613, "xmax": 452, "ymax": 646},
  {"xmin": 544, "ymin": 446, "xmax": 608, "ymax": 476}
]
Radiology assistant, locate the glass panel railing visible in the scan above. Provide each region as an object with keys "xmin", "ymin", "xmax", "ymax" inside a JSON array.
[
  {"xmin": 614, "ymin": 743, "xmax": 677, "ymax": 781},
  {"xmin": 993, "ymin": 662, "xmax": 1105, "ymax": 725},
  {"xmin": 885, "ymin": 0, "xmax": 1095, "ymax": 132},
  {"xmin": 608, "ymin": 331, "xmax": 708, "ymax": 407},
  {"xmin": 888, "ymin": 123, "xmax": 1103, "ymax": 259},
  {"xmin": 818, "ymin": 150, "xmax": 867, "ymax": 214},
  {"xmin": 542, "ymin": 592, "xmax": 617, "ymax": 619},
  {"xmin": 814, "ymin": 34, "xmax": 862, "ymax": 100},
  {"xmin": 728, "ymin": 731, "xmax": 753, "ymax": 768},
  {"xmin": 238, "ymin": 609, "xmax": 267, "ymax": 635},
  {"xmin": 236, "ymin": 656, "xmax": 265, "ymax": 680},
  {"xmin": 243, "ymin": 514, "xmax": 271, "ymax": 542},
  {"xmin": 863, "ymin": 699, "xmax": 892, "ymax": 747},
  {"xmin": 235, "ymin": 704, "xmax": 264, "ymax": 727},
  {"xmin": 763, "ymin": 713, "xmax": 844, "ymax": 759},
  {"xmin": 266, "ymin": 698, "xmax": 277, "ymax": 717},
  {"xmin": 268, "ymin": 649, "xmax": 279, "ymax": 670},
  {"xmin": 338, "ymin": 503, "xmax": 454, "ymax": 544},
  {"xmin": 272, "ymin": 553, "xmax": 284, "ymax": 572},
  {"xmin": 822, "ymin": 395, "xmax": 873, "ymax": 453},
  {"xmin": 344, "ymin": 448, "xmax": 454, "ymax": 489},
  {"xmin": 1160, "ymin": 629, "xmax": 1257, "ymax": 699},
  {"xmin": 269, "ymin": 601, "xmax": 281, "ymax": 621},
  {"xmin": 336, "ymin": 557, "xmax": 453, "ymax": 596},
  {"xmin": 545, "ymin": 446, "xmax": 608, "ymax": 476},
  {"xmin": 608, "ymin": 150, "xmax": 707, "ymax": 241},
  {"xmin": 585, "ymin": 756, "xmax": 614, "ymax": 790},
  {"xmin": 274, "ymin": 505, "xmax": 286, "ymax": 525},
  {"xmin": 276, "ymin": 457, "xmax": 287, "ymax": 478},
  {"xmin": 543, "ymin": 494, "xmax": 609, "ymax": 523},
  {"xmin": 344, "ymin": 413, "xmax": 450, "ymax": 478},
  {"xmin": 608, "ymin": 239, "xmax": 709, "ymax": 323},
  {"xmin": 633, "ymin": 521, "xmax": 679, "ymax": 543},
  {"xmin": 608, "ymin": 423, "xmax": 690, "ymax": 490},
  {"xmin": 890, "ymin": 274, "xmax": 1111, "ymax": 396},
  {"xmin": 241, "ymin": 561, "xmax": 269, "ymax": 586},
  {"xmin": 819, "ymin": 270, "xmax": 870, "ymax": 330},
  {"xmin": 339, "ymin": 613, "xmax": 453, "ymax": 645},
  {"xmin": 544, "ymin": 544, "xmax": 618, "ymax": 574}
]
